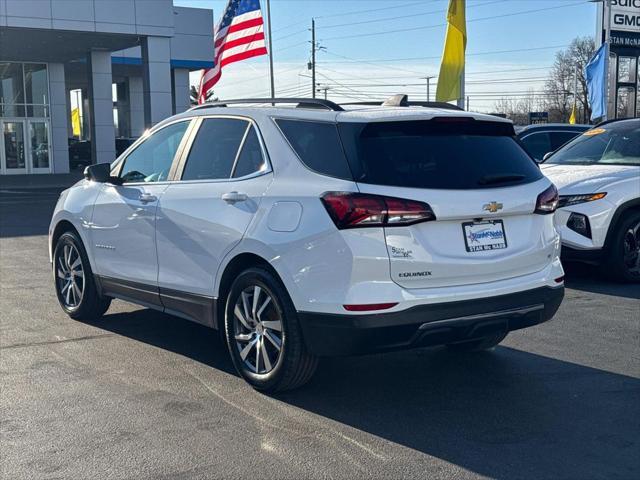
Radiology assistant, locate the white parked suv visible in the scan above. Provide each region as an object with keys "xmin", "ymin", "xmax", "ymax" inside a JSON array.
[
  {"xmin": 50, "ymin": 98, "xmax": 565, "ymax": 391},
  {"xmin": 541, "ymin": 118, "xmax": 640, "ymax": 282}
]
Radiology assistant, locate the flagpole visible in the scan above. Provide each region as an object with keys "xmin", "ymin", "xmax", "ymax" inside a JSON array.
[
  {"xmin": 603, "ymin": 0, "xmax": 611, "ymax": 120},
  {"xmin": 265, "ymin": 0, "xmax": 275, "ymax": 99},
  {"xmin": 457, "ymin": 67, "xmax": 465, "ymax": 110}
]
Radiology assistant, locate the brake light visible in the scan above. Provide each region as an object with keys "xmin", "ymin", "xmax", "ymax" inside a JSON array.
[
  {"xmin": 321, "ymin": 192, "xmax": 436, "ymax": 229},
  {"xmin": 534, "ymin": 184, "xmax": 559, "ymax": 214}
]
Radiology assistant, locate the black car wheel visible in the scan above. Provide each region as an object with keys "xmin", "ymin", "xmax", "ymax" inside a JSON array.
[
  {"xmin": 224, "ymin": 267, "xmax": 317, "ymax": 392},
  {"xmin": 53, "ymin": 231, "xmax": 111, "ymax": 320},
  {"xmin": 603, "ymin": 211, "xmax": 640, "ymax": 283}
]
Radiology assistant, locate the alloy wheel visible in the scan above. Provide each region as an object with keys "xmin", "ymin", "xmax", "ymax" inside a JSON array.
[
  {"xmin": 622, "ymin": 219, "xmax": 640, "ymax": 277},
  {"xmin": 56, "ymin": 243, "xmax": 85, "ymax": 308},
  {"xmin": 233, "ymin": 285, "xmax": 283, "ymax": 374}
]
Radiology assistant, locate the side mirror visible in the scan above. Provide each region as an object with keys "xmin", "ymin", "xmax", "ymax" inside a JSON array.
[
  {"xmin": 541, "ymin": 151, "xmax": 553, "ymax": 162},
  {"xmin": 84, "ymin": 163, "xmax": 121, "ymax": 184}
]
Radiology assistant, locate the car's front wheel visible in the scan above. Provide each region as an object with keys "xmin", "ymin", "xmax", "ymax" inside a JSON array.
[
  {"xmin": 53, "ymin": 231, "xmax": 111, "ymax": 320},
  {"xmin": 603, "ymin": 211, "xmax": 640, "ymax": 283},
  {"xmin": 224, "ymin": 267, "xmax": 318, "ymax": 392}
]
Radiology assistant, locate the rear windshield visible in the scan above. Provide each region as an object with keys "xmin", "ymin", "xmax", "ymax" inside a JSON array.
[{"xmin": 338, "ymin": 120, "xmax": 542, "ymax": 189}]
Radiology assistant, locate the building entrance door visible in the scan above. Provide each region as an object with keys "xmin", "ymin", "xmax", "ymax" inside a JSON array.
[
  {"xmin": 1, "ymin": 118, "xmax": 51, "ymax": 174},
  {"xmin": 1, "ymin": 119, "xmax": 27, "ymax": 174}
]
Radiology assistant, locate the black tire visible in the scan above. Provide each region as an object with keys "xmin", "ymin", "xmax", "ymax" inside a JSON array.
[
  {"xmin": 601, "ymin": 211, "xmax": 640, "ymax": 283},
  {"xmin": 446, "ymin": 331, "xmax": 508, "ymax": 352},
  {"xmin": 53, "ymin": 231, "xmax": 111, "ymax": 321},
  {"xmin": 224, "ymin": 267, "xmax": 318, "ymax": 392}
]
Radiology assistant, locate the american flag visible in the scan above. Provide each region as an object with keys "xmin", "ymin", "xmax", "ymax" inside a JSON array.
[{"xmin": 198, "ymin": 0, "xmax": 268, "ymax": 104}]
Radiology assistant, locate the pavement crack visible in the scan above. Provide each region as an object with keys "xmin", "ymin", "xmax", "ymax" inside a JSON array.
[{"xmin": 0, "ymin": 333, "xmax": 115, "ymax": 350}]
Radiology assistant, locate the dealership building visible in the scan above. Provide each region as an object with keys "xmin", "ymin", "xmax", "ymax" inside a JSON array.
[
  {"xmin": 0, "ymin": 0, "xmax": 213, "ymax": 176},
  {"xmin": 596, "ymin": 0, "xmax": 640, "ymax": 119}
]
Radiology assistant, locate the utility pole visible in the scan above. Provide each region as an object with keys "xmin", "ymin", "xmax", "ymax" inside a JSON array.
[
  {"xmin": 421, "ymin": 76, "xmax": 436, "ymax": 102},
  {"xmin": 466, "ymin": 95, "xmax": 469, "ymax": 111},
  {"xmin": 317, "ymin": 86, "xmax": 330, "ymax": 100},
  {"xmin": 311, "ymin": 18, "xmax": 316, "ymax": 98},
  {"xmin": 265, "ymin": 0, "xmax": 275, "ymax": 99}
]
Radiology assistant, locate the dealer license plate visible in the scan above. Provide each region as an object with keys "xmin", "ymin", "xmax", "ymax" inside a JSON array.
[{"xmin": 462, "ymin": 220, "xmax": 507, "ymax": 252}]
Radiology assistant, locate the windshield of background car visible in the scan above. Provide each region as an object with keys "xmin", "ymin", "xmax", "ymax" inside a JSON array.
[
  {"xmin": 337, "ymin": 119, "xmax": 542, "ymax": 189},
  {"xmin": 546, "ymin": 122, "xmax": 640, "ymax": 166}
]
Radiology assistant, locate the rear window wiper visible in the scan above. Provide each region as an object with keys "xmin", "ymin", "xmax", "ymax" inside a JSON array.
[{"xmin": 477, "ymin": 174, "xmax": 526, "ymax": 186}]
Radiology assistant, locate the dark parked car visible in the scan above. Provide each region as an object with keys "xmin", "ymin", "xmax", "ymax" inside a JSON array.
[
  {"xmin": 517, "ymin": 124, "xmax": 590, "ymax": 161},
  {"xmin": 68, "ymin": 137, "xmax": 138, "ymax": 170}
]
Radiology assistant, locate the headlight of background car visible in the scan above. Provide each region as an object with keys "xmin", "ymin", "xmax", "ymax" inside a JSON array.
[{"xmin": 557, "ymin": 192, "xmax": 607, "ymax": 208}]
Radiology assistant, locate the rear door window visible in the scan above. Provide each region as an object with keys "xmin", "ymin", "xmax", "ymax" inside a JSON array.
[
  {"xmin": 521, "ymin": 132, "xmax": 552, "ymax": 161},
  {"xmin": 276, "ymin": 119, "xmax": 352, "ymax": 180},
  {"xmin": 339, "ymin": 120, "xmax": 542, "ymax": 189},
  {"xmin": 232, "ymin": 125, "xmax": 267, "ymax": 178},
  {"xmin": 182, "ymin": 118, "xmax": 248, "ymax": 180}
]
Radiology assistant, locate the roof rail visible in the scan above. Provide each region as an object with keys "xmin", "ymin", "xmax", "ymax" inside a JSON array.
[
  {"xmin": 190, "ymin": 98, "xmax": 344, "ymax": 112},
  {"xmin": 342, "ymin": 94, "xmax": 463, "ymax": 111}
]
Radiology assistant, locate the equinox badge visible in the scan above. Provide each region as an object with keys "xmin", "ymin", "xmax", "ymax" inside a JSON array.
[{"xmin": 483, "ymin": 201, "xmax": 503, "ymax": 213}]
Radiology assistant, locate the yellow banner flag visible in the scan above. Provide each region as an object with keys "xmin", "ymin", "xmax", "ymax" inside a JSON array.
[
  {"xmin": 71, "ymin": 108, "xmax": 81, "ymax": 137},
  {"xmin": 436, "ymin": 0, "xmax": 466, "ymax": 102},
  {"xmin": 569, "ymin": 102, "xmax": 577, "ymax": 125}
]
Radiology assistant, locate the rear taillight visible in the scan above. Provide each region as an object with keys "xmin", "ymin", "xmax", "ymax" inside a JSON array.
[
  {"xmin": 534, "ymin": 184, "xmax": 559, "ymax": 214},
  {"xmin": 321, "ymin": 192, "xmax": 436, "ymax": 229}
]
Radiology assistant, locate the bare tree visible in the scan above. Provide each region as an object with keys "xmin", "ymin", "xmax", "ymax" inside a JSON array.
[
  {"xmin": 543, "ymin": 37, "xmax": 596, "ymax": 123},
  {"xmin": 493, "ymin": 90, "xmax": 544, "ymax": 125}
]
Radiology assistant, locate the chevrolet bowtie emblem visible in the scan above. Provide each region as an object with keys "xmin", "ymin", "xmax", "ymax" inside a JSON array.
[{"xmin": 483, "ymin": 202, "xmax": 503, "ymax": 213}]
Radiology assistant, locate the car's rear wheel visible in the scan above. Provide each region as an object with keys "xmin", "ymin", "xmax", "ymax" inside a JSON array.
[
  {"xmin": 446, "ymin": 331, "xmax": 508, "ymax": 352},
  {"xmin": 53, "ymin": 231, "xmax": 111, "ymax": 320},
  {"xmin": 603, "ymin": 211, "xmax": 640, "ymax": 283},
  {"xmin": 224, "ymin": 267, "xmax": 318, "ymax": 392}
]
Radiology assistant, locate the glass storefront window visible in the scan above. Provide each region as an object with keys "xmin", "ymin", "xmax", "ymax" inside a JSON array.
[
  {"xmin": 24, "ymin": 63, "xmax": 49, "ymax": 106},
  {"xmin": 0, "ymin": 62, "xmax": 25, "ymax": 105},
  {"xmin": 616, "ymin": 87, "xmax": 636, "ymax": 119},
  {"xmin": 1, "ymin": 62, "xmax": 51, "ymax": 174},
  {"xmin": 0, "ymin": 62, "xmax": 48, "ymax": 118},
  {"xmin": 618, "ymin": 57, "xmax": 636, "ymax": 83}
]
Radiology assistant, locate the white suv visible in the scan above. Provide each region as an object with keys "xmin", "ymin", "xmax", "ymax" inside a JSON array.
[
  {"xmin": 50, "ymin": 98, "xmax": 565, "ymax": 391},
  {"xmin": 541, "ymin": 118, "xmax": 640, "ymax": 282}
]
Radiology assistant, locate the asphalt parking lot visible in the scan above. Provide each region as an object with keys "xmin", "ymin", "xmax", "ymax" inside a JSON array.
[{"xmin": 1, "ymin": 187, "xmax": 639, "ymax": 480}]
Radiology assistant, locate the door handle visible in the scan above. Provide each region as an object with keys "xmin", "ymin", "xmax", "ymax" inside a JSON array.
[
  {"xmin": 139, "ymin": 192, "xmax": 158, "ymax": 203},
  {"xmin": 222, "ymin": 191, "xmax": 248, "ymax": 204}
]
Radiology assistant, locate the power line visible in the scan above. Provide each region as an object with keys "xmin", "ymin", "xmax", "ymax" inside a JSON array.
[
  {"xmin": 318, "ymin": 0, "xmax": 504, "ymax": 29},
  {"xmin": 273, "ymin": 28, "xmax": 308, "ymax": 43},
  {"xmin": 318, "ymin": 1, "xmax": 587, "ymax": 41},
  {"xmin": 314, "ymin": 1, "xmax": 430, "ymax": 20},
  {"xmin": 318, "ymin": 44, "xmax": 569, "ymax": 64}
]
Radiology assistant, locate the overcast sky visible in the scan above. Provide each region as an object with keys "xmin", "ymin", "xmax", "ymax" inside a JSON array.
[{"xmin": 175, "ymin": 0, "xmax": 597, "ymax": 112}]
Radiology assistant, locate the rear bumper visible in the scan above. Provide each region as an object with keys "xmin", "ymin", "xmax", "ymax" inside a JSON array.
[{"xmin": 297, "ymin": 285, "xmax": 564, "ymax": 356}]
